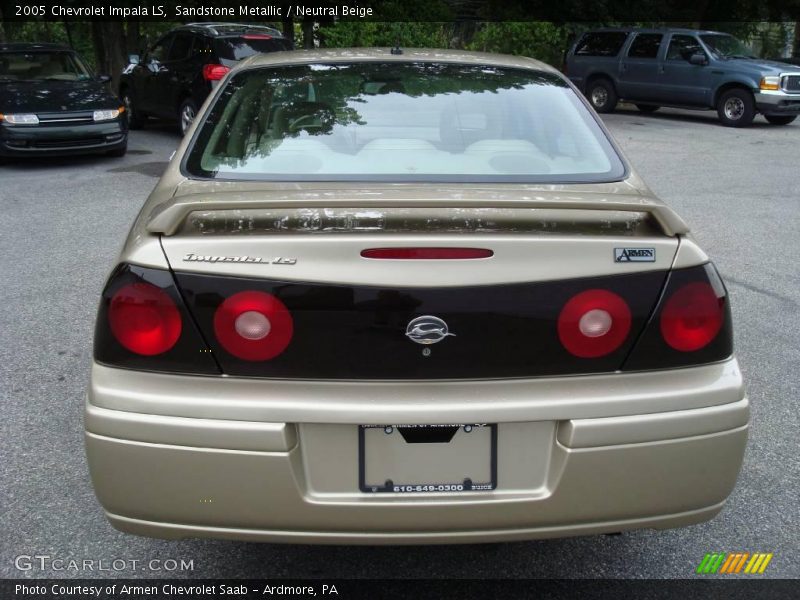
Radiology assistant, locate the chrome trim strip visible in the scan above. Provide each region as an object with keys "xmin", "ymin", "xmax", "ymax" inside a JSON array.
[{"xmin": 38, "ymin": 117, "xmax": 94, "ymax": 123}]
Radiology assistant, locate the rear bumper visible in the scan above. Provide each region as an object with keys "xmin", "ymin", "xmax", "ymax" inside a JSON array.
[
  {"xmin": 85, "ymin": 359, "xmax": 748, "ymax": 544},
  {"xmin": 0, "ymin": 120, "xmax": 127, "ymax": 157}
]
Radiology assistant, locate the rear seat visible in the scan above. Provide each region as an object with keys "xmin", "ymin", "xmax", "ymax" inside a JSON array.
[{"xmin": 245, "ymin": 135, "xmax": 562, "ymax": 176}]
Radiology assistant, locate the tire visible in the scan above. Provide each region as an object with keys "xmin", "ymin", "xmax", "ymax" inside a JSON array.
[
  {"xmin": 178, "ymin": 98, "xmax": 198, "ymax": 136},
  {"xmin": 764, "ymin": 115, "xmax": 796, "ymax": 126},
  {"xmin": 121, "ymin": 88, "xmax": 145, "ymax": 129},
  {"xmin": 636, "ymin": 104, "xmax": 660, "ymax": 113},
  {"xmin": 716, "ymin": 88, "xmax": 755, "ymax": 127},
  {"xmin": 585, "ymin": 78, "xmax": 618, "ymax": 113},
  {"xmin": 107, "ymin": 143, "xmax": 127, "ymax": 158}
]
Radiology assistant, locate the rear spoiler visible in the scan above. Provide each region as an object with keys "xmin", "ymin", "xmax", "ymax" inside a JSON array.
[{"xmin": 146, "ymin": 194, "xmax": 690, "ymax": 237}]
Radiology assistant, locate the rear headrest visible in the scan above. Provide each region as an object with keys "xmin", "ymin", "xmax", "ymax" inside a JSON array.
[
  {"xmin": 439, "ymin": 104, "xmax": 501, "ymax": 152},
  {"xmin": 272, "ymin": 101, "xmax": 335, "ymax": 137},
  {"xmin": 376, "ymin": 80, "xmax": 405, "ymax": 94},
  {"xmin": 439, "ymin": 107, "xmax": 465, "ymax": 152}
]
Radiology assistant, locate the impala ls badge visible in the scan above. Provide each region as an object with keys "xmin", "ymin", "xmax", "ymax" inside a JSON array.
[
  {"xmin": 405, "ymin": 316, "xmax": 456, "ymax": 345},
  {"xmin": 182, "ymin": 253, "xmax": 296, "ymax": 265}
]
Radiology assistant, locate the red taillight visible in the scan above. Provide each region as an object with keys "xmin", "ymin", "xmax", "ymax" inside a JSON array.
[
  {"xmin": 660, "ymin": 282, "xmax": 724, "ymax": 352},
  {"xmin": 243, "ymin": 34, "xmax": 272, "ymax": 39},
  {"xmin": 108, "ymin": 283, "xmax": 182, "ymax": 356},
  {"xmin": 213, "ymin": 291, "xmax": 293, "ymax": 361},
  {"xmin": 558, "ymin": 289, "xmax": 632, "ymax": 358},
  {"xmin": 202, "ymin": 64, "xmax": 231, "ymax": 81},
  {"xmin": 361, "ymin": 248, "xmax": 494, "ymax": 260}
]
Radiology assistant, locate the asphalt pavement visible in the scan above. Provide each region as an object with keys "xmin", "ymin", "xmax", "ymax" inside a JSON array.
[{"xmin": 0, "ymin": 107, "xmax": 798, "ymax": 579}]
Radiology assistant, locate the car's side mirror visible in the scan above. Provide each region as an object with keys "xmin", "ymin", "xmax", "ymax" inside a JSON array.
[
  {"xmin": 98, "ymin": 74, "xmax": 112, "ymax": 83},
  {"xmin": 128, "ymin": 54, "xmax": 140, "ymax": 65},
  {"xmin": 689, "ymin": 53, "xmax": 708, "ymax": 66}
]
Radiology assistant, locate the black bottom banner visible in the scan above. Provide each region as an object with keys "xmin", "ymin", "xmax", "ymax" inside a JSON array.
[{"xmin": 2, "ymin": 579, "xmax": 798, "ymax": 600}]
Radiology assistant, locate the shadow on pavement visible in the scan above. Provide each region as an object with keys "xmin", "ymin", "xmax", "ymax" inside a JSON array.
[{"xmin": 612, "ymin": 105, "xmax": 780, "ymax": 129}]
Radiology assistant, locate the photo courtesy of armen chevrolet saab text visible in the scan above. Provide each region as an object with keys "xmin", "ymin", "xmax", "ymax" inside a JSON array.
[{"xmin": 84, "ymin": 48, "xmax": 748, "ymax": 544}]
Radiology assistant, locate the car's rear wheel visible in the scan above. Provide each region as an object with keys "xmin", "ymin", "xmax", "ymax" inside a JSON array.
[
  {"xmin": 586, "ymin": 79, "xmax": 618, "ymax": 113},
  {"xmin": 764, "ymin": 115, "xmax": 796, "ymax": 126},
  {"xmin": 122, "ymin": 90, "xmax": 146, "ymax": 129},
  {"xmin": 179, "ymin": 99, "xmax": 198, "ymax": 136},
  {"xmin": 716, "ymin": 89, "xmax": 755, "ymax": 127},
  {"xmin": 636, "ymin": 104, "xmax": 660, "ymax": 113}
]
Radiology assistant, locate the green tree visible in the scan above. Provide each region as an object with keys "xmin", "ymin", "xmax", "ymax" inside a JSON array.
[
  {"xmin": 319, "ymin": 22, "xmax": 450, "ymax": 48},
  {"xmin": 467, "ymin": 22, "xmax": 570, "ymax": 66}
]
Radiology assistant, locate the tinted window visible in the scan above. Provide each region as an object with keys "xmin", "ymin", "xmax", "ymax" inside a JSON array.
[
  {"xmin": 168, "ymin": 33, "xmax": 193, "ymax": 61},
  {"xmin": 700, "ymin": 34, "xmax": 756, "ymax": 59},
  {"xmin": 147, "ymin": 36, "xmax": 171, "ymax": 63},
  {"xmin": 185, "ymin": 63, "xmax": 625, "ymax": 184},
  {"xmin": 574, "ymin": 32, "xmax": 629, "ymax": 57},
  {"xmin": 195, "ymin": 36, "xmax": 213, "ymax": 58},
  {"xmin": 214, "ymin": 36, "xmax": 292, "ymax": 62},
  {"xmin": 667, "ymin": 35, "xmax": 703, "ymax": 61},
  {"xmin": 628, "ymin": 34, "xmax": 663, "ymax": 59}
]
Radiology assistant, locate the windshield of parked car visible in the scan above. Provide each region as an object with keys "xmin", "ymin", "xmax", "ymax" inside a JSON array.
[
  {"xmin": 185, "ymin": 62, "xmax": 625, "ymax": 183},
  {"xmin": 0, "ymin": 51, "xmax": 92, "ymax": 82},
  {"xmin": 700, "ymin": 35, "xmax": 757, "ymax": 59}
]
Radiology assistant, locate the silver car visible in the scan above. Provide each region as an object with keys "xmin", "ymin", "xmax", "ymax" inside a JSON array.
[{"xmin": 85, "ymin": 49, "xmax": 748, "ymax": 544}]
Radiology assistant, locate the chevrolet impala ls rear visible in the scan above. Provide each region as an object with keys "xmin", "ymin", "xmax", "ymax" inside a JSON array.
[{"xmin": 85, "ymin": 50, "xmax": 748, "ymax": 543}]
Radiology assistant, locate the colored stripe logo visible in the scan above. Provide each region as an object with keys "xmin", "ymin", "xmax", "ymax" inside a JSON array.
[{"xmin": 696, "ymin": 552, "xmax": 773, "ymax": 574}]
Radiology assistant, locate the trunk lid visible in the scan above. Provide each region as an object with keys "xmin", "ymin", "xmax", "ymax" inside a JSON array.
[{"xmin": 157, "ymin": 191, "xmax": 681, "ymax": 379}]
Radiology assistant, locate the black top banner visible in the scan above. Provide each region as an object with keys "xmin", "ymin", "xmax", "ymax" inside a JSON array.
[{"xmin": 1, "ymin": 0, "xmax": 800, "ymax": 22}]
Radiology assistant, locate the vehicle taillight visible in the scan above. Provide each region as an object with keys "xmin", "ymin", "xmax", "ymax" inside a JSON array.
[
  {"xmin": 243, "ymin": 34, "xmax": 272, "ymax": 39},
  {"xmin": 108, "ymin": 282, "xmax": 182, "ymax": 355},
  {"xmin": 621, "ymin": 263, "xmax": 733, "ymax": 372},
  {"xmin": 558, "ymin": 289, "xmax": 632, "ymax": 358},
  {"xmin": 202, "ymin": 64, "xmax": 231, "ymax": 81},
  {"xmin": 213, "ymin": 291, "xmax": 293, "ymax": 361},
  {"xmin": 660, "ymin": 282, "xmax": 724, "ymax": 351},
  {"xmin": 95, "ymin": 265, "xmax": 220, "ymax": 374},
  {"xmin": 361, "ymin": 247, "xmax": 494, "ymax": 259}
]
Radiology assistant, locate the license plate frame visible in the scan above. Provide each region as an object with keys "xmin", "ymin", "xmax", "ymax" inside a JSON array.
[{"xmin": 358, "ymin": 424, "xmax": 497, "ymax": 494}]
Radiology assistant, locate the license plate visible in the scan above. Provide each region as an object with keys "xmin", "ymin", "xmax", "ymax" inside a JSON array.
[{"xmin": 358, "ymin": 424, "xmax": 497, "ymax": 493}]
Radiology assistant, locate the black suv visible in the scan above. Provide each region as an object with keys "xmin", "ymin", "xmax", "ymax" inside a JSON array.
[
  {"xmin": 119, "ymin": 23, "xmax": 292, "ymax": 135},
  {"xmin": 565, "ymin": 28, "xmax": 800, "ymax": 127}
]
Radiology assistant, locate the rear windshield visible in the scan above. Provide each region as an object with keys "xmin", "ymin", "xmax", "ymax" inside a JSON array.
[
  {"xmin": 0, "ymin": 51, "xmax": 91, "ymax": 82},
  {"xmin": 215, "ymin": 36, "xmax": 292, "ymax": 62},
  {"xmin": 185, "ymin": 62, "xmax": 625, "ymax": 183}
]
